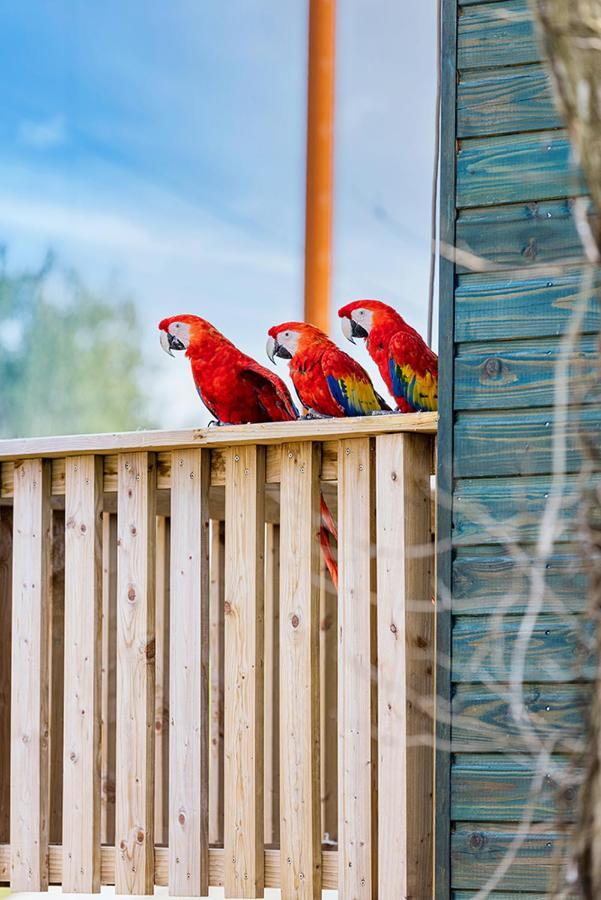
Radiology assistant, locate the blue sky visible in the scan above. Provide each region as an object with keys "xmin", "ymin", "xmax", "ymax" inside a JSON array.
[{"xmin": 0, "ymin": 1, "xmax": 436, "ymax": 427}]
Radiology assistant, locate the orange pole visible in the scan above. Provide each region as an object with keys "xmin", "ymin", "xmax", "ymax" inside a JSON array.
[{"xmin": 303, "ymin": 0, "xmax": 336, "ymax": 333}]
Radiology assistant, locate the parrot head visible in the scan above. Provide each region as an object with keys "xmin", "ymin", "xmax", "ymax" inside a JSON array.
[
  {"xmin": 338, "ymin": 299, "xmax": 402, "ymax": 344},
  {"xmin": 158, "ymin": 314, "xmax": 218, "ymax": 357},
  {"xmin": 266, "ymin": 321, "xmax": 328, "ymax": 363}
]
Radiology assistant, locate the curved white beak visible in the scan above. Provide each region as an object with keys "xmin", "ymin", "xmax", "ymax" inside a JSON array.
[
  {"xmin": 160, "ymin": 330, "xmax": 174, "ymax": 357},
  {"xmin": 341, "ymin": 316, "xmax": 355, "ymax": 344},
  {"xmin": 266, "ymin": 335, "xmax": 277, "ymax": 363}
]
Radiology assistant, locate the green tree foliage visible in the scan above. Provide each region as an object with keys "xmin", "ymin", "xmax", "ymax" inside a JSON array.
[{"xmin": 0, "ymin": 248, "xmax": 155, "ymax": 438}]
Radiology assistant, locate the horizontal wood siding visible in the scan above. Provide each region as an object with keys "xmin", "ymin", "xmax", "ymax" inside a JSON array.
[{"xmin": 442, "ymin": 0, "xmax": 599, "ymax": 893}]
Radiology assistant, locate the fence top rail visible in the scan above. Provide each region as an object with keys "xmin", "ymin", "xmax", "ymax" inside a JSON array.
[{"xmin": 0, "ymin": 412, "xmax": 437, "ymax": 461}]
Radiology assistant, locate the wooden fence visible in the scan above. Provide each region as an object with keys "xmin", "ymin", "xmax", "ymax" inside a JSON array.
[{"xmin": 0, "ymin": 413, "xmax": 436, "ymax": 898}]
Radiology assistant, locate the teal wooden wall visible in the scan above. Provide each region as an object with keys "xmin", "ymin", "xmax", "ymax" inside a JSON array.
[{"xmin": 438, "ymin": 0, "xmax": 600, "ymax": 895}]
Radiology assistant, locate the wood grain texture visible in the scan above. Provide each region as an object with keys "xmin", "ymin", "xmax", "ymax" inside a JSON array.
[
  {"xmin": 168, "ymin": 449, "xmax": 210, "ymax": 895},
  {"xmin": 209, "ymin": 520, "xmax": 225, "ymax": 846},
  {"xmin": 224, "ymin": 445, "xmax": 265, "ymax": 898},
  {"xmin": 49, "ymin": 510, "xmax": 65, "ymax": 845},
  {"xmin": 0, "ymin": 412, "xmax": 437, "ymax": 461},
  {"xmin": 456, "ymin": 201, "xmax": 597, "ymax": 273},
  {"xmin": 458, "ymin": 0, "xmax": 538, "ymax": 70},
  {"xmin": 453, "ymin": 472, "xmax": 601, "ymax": 546},
  {"xmin": 452, "ymin": 614, "xmax": 593, "ymax": 683},
  {"xmin": 452, "ymin": 754, "xmax": 579, "ymax": 822},
  {"xmin": 62, "ymin": 456, "xmax": 103, "ymax": 892},
  {"xmin": 453, "ymin": 546, "xmax": 588, "ymax": 615},
  {"xmin": 457, "ymin": 132, "xmax": 585, "ymax": 209},
  {"xmin": 455, "ymin": 265, "xmax": 601, "ymax": 342},
  {"xmin": 264, "ymin": 522, "xmax": 280, "ymax": 847},
  {"xmin": 337, "ymin": 437, "xmax": 377, "ymax": 899},
  {"xmin": 458, "ymin": 64, "xmax": 558, "ymax": 138},
  {"xmin": 452, "ymin": 683, "xmax": 591, "ymax": 752},
  {"xmin": 101, "ymin": 513, "xmax": 117, "ymax": 844},
  {"xmin": 451, "ymin": 822, "xmax": 568, "ymax": 892},
  {"xmin": 0, "ymin": 507, "xmax": 11, "ymax": 843},
  {"xmin": 278, "ymin": 442, "xmax": 321, "ymax": 898},
  {"xmin": 320, "ymin": 547, "xmax": 337, "ymax": 844},
  {"xmin": 376, "ymin": 434, "xmax": 434, "ymax": 899},
  {"xmin": 454, "ymin": 407, "xmax": 601, "ymax": 477},
  {"xmin": 154, "ymin": 515, "xmax": 169, "ymax": 846},
  {"xmin": 454, "ymin": 334, "xmax": 598, "ymax": 411},
  {"xmin": 0, "ymin": 843, "xmax": 340, "ymax": 890},
  {"xmin": 10, "ymin": 458, "xmax": 52, "ymax": 891},
  {"xmin": 115, "ymin": 452, "xmax": 156, "ymax": 894}
]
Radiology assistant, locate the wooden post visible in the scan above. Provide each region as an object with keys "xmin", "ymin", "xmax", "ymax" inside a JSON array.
[
  {"xmin": 50, "ymin": 508, "xmax": 65, "ymax": 845},
  {"xmin": 168, "ymin": 449, "xmax": 210, "ymax": 896},
  {"xmin": 279, "ymin": 442, "xmax": 321, "ymax": 898},
  {"xmin": 264, "ymin": 522, "xmax": 280, "ymax": 847},
  {"xmin": 0, "ymin": 506, "xmax": 12, "ymax": 844},
  {"xmin": 10, "ymin": 458, "xmax": 52, "ymax": 891},
  {"xmin": 224, "ymin": 445, "xmax": 265, "ymax": 898},
  {"xmin": 101, "ymin": 512, "xmax": 118, "ymax": 844},
  {"xmin": 209, "ymin": 520, "xmax": 225, "ymax": 846},
  {"xmin": 62, "ymin": 455, "xmax": 103, "ymax": 892},
  {"xmin": 155, "ymin": 515, "xmax": 170, "ymax": 847},
  {"xmin": 376, "ymin": 434, "xmax": 434, "ymax": 898},
  {"xmin": 337, "ymin": 438, "xmax": 377, "ymax": 899},
  {"xmin": 115, "ymin": 453, "xmax": 156, "ymax": 894},
  {"xmin": 304, "ymin": 0, "xmax": 336, "ymax": 332}
]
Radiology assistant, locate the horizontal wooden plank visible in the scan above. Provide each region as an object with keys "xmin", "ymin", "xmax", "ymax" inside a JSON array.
[
  {"xmin": 458, "ymin": 64, "xmax": 558, "ymax": 138},
  {"xmin": 452, "ymin": 683, "xmax": 591, "ymax": 752},
  {"xmin": 0, "ymin": 412, "xmax": 437, "ymax": 461},
  {"xmin": 452, "ymin": 614, "xmax": 594, "ymax": 683},
  {"xmin": 453, "ymin": 546, "xmax": 589, "ymax": 615},
  {"xmin": 454, "ymin": 407, "xmax": 601, "ymax": 477},
  {"xmin": 455, "ymin": 335, "xmax": 598, "ymax": 411},
  {"xmin": 452, "ymin": 754, "xmax": 579, "ymax": 821},
  {"xmin": 453, "ymin": 472, "xmax": 601, "ymax": 546},
  {"xmin": 455, "ymin": 264, "xmax": 601, "ymax": 341},
  {"xmin": 0, "ymin": 844, "xmax": 338, "ymax": 889},
  {"xmin": 451, "ymin": 822, "xmax": 569, "ymax": 892},
  {"xmin": 1, "ymin": 443, "xmax": 342, "ymax": 499},
  {"xmin": 457, "ymin": 132, "xmax": 585, "ymax": 209},
  {"xmin": 458, "ymin": 0, "xmax": 539, "ymax": 70}
]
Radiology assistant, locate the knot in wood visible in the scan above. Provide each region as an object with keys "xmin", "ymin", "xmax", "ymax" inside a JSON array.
[
  {"xmin": 291, "ymin": 614, "xmax": 300, "ymax": 629},
  {"xmin": 469, "ymin": 832, "xmax": 485, "ymax": 850},
  {"xmin": 136, "ymin": 830, "xmax": 145, "ymax": 844},
  {"xmin": 483, "ymin": 357, "xmax": 502, "ymax": 378},
  {"xmin": 127, "ymin": 587, "xmax": 136, "ymax": 603},
  {"xmin": 144, "ymin": 638, "xmax": 156, "ymax": 660},
  {"xmin": 224, "ymin": 600, "xmax": 232, "ymax": 615},
  {"xmin": 178, "ymin": 812, "xmax": 186, "ymax": 826}
]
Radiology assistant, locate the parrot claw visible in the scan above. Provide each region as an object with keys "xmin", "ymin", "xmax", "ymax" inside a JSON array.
[
  {"xmin": 301, "ymin": 410, "xmax": 333, "ymax": 420},
  {"xmin": 207, "ymin": 419, "xmax": 223, "ymax": 428},
  {"xmin": 370, "ymin": 409, "xmax": 396, "ymax": 416}
]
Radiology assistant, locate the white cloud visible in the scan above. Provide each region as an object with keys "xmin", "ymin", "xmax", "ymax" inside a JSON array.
[{"xmin": 18, "ymin": 115, "xmax": 67, "ymax": 150}]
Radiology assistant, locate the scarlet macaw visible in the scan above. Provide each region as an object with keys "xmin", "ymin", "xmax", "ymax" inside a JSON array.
[
  {"xmin": 338, "ymin": 300, "xmax": 438, "ymax": 412},
  {"xmin": 266, "ymin": 321, "xmax": 390, "ymax": 417},
  {"xmin": 159, "ymin": 314, "xmax": 338, "ymax": 586}
]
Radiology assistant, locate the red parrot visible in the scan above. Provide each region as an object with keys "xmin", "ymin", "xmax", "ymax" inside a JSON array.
[
  {"xmin": 266, "ymin": 321, "xmax": 390, "ymax": 418},
  {"xmin": 158, "ymin": 314, "xmax": 338, "ymax": 587},
  {"xmin": 338, "ymin": 300, "xmax": 438, "ymax": 412}
]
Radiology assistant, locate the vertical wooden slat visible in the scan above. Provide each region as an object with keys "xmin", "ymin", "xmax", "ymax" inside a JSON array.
[
  {"xmin": 376, "ymin": 434, "xmax": 434, "ymax": 898},
  {"xmin": 224, "ymin": 445, "xmax": 265, "ymax": 899},
  {"xmin": 101, "ymin": 512, "xmax": 117, "ymax": 845},
  {"xmin": 116, "ymin": 452, "xmax": 156, "ymax": 894},
  {"xmin": 264, "ymin": 522, "xmax": 280, "ymax": 847},
  {"xmin": 337, "ymin": 438, "xmax": 377, "ymax": 899},
  {"xmin": 0, "ymin": 506, "xmax": 12, "ymax": 843},
  {"xmin": 319, "ymin": 550, "xmax": 337, "ymax": 844},
  {"xmin": 209, "ymin": 520, "xmax": 225, "ymax": 846},
  {"xmin": 10, "ymin": 458, "xmax": 52, "ymax": 891},
  {"xmin": 49, "ymin": 509, "xmax": 65, "ymax": 845},
  {"xmin": 279, "ymin": 442, "xmax": 321, "ymax": 898},
  {"xmin": 168, "ymin": 449, "xmax": 210, "ymax": 895},
  {"xmin": 62, "ymin": 456, "xmax": 103, "ymax": 892},
  {"xmin": 155, "ymin": 515, "xmax": 170, "ymax": 846}
]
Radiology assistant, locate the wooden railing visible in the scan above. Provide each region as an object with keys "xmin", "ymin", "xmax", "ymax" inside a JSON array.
[{"xmin": 0, "ymin": 412, "xmax": 437, "ymax": 898}]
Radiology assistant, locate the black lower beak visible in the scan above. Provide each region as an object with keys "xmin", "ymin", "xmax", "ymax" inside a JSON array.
[
  {"xmin": 274, "ymin": 340, "xmax": 292, "ymax": 360},
  {"xmin": 351, "ymin": 320, "xmax": 368, "ymax": 340},
  {"xmin": 169, "ymin": 333, "xmax": 186, "ymax": 352}
]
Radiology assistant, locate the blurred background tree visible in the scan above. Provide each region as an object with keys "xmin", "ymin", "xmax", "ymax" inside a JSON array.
[{"xmin": 0, "ymin": 247, "xmax": 155, "ymax": 438}]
